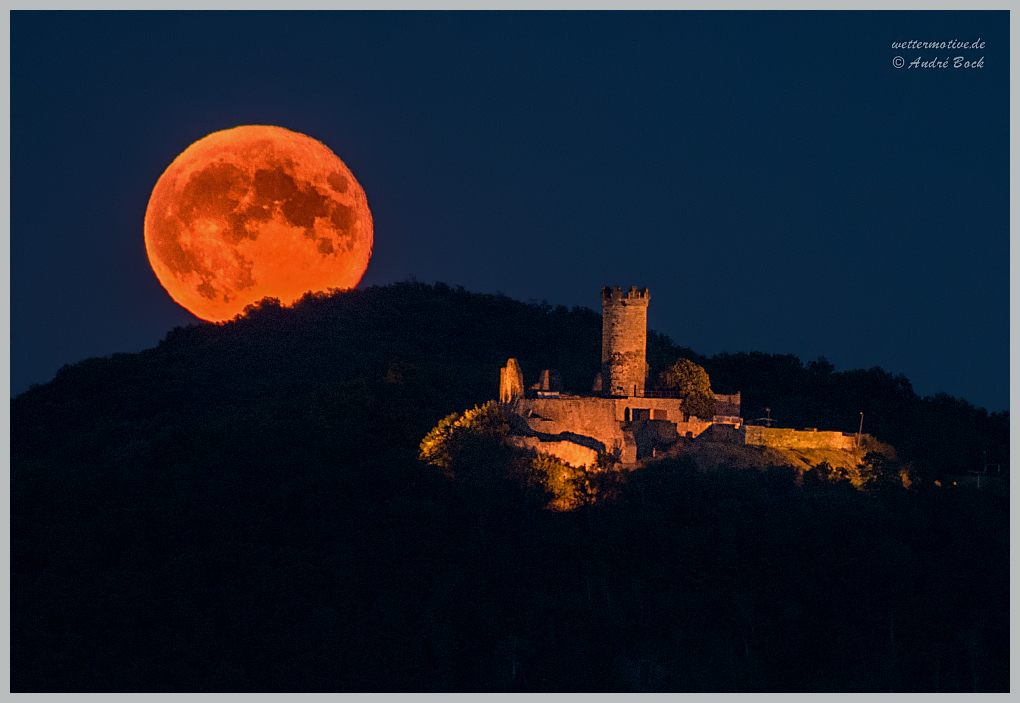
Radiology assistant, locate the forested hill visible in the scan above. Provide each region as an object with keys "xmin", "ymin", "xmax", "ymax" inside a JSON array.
[
  {"xmin": 11, "ymin": 283, "xmax": 1009, "ymax": 691},
  {"xmin": 14, "ymin": 281, "xmax": 1007, "ymax": 480}
]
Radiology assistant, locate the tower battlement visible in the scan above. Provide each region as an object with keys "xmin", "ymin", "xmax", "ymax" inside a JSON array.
[{"xmin": 601, "ymin": 285, "xmax": 650, "ymax": 306}]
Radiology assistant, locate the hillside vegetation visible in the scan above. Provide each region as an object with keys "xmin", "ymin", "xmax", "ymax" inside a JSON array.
[{"xmin": 11, "ymin": 283, "xmax": 1008, "ymax": 691}]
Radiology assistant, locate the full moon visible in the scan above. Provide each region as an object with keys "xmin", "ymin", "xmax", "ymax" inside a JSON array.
[{"xmin": 144, "ymin": 125, "xmax": 373, "ymax": 322}]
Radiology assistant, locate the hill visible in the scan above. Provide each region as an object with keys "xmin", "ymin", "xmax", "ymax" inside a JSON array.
[{"xmin": 10, "ymin": 283, "xmax": 1009, "ymax": 691}]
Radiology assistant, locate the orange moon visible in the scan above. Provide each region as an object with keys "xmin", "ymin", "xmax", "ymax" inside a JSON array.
[{"xmin": 144, "ymin": 125, "xmax": 373, "ymax": 322}]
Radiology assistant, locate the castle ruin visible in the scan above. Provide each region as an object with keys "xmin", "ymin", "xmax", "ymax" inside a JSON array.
[{"xmin": 499, "ymin": 286, "xmax": 863, "ymax": 467}]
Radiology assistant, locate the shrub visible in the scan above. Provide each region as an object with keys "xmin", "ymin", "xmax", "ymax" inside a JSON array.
[{"xmin": 419, "ymin": 401, "xmax": 511, "ymax": 474}]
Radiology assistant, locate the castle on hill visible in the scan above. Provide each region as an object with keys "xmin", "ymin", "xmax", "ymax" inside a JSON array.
[{"xmin": 497, "ymin": 285, "xmax": 863, "ymax": 467}]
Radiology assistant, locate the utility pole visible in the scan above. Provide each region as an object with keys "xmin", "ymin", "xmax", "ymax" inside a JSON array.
[{"xmin": 857, "ymin": 412, "xmax": 864, "ymax": 448}]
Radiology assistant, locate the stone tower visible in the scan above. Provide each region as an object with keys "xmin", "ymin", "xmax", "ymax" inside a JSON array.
[{"xmin": 601, "ymin": 286, "xmax": 649, "ymax": 397}]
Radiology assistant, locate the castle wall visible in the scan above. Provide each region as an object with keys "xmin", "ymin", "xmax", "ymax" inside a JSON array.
[
  {"xmin": 514, "ymin": 395, "xmax": 686, "ymax": 464},
  {"xmin": 674, "ymin": 419, "xmax": 715, "ymax": 440},
  {"xmin": 713, "ymin": 392, "xmax": 741, "ymax": 418},
  {"xmin": 742, "ymin": 426, "xmax": 859, "ymax": 451},
  {"xmin": 702, "ymin": 423, "xmax": 744, "ymax": 443},
  {"xmin": 601, "ymin": 286, "xmax": 649, "ymax": 397},
  {"xmin": 632, "ymin": 419, "xmax": 680, "ymax": 459},
  {"xmin": 612, "ymin": 397, "xmax": 685, "ymax": 423},
  {"xmin": 511, "ymin": 398, "xmax": 864, "ymax": 462},
  {"xmin": 506, "ymin": 436, "xmax": 600, "ymax": 469},
  {"xmin": 499, "ymin": 359, "xmax": 525, "ymax": 403},
  {"xmin": 514, "ymin": 397, "xmax": 623, "ymax": 456}
]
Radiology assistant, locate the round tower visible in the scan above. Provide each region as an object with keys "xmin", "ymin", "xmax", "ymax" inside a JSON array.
[{"xmin": 601, "ymin": 286, "xmax": 649, "ymax": 397}]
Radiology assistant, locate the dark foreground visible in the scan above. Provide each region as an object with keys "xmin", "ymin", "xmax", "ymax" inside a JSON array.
[{"xmin": 11, "ymin": 284, "xmax": 1008, "ymax": 691}]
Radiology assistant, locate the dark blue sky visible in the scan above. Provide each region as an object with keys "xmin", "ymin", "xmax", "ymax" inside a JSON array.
[{"xmin": 11, "ymin": 11, "xmax": 1009, "ymax": 412}]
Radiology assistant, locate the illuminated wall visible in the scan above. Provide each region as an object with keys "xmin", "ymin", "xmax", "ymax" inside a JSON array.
[
  {"xmin": 600, "ymin": 286, "xmax": 649, "ymax": 397},
  {"xmin": 742, "ymin": 426, "xmax": 859, "ymax": 451}
]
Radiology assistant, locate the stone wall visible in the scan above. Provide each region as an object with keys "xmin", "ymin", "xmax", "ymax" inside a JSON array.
[
  {"xmin": 713, "ymin": 392, "xmax": 741, "ymax": 418},
  {"xmin": 506, "ymin": 436, "xmax": 600, "ymax": 469},
  {"xmin": 511, "ymin": 396, "xmax": 867, "ymax": 463},
  {"xmin": 531, "ymin": 369, "xmax": 563, "ymax": 392},
  {"xmin": 633, "ymin": 419, "xmax": 680, "ymax": 459},
  {"xmin": 499, "ymin": 359, "xmax": 525, "ymax": 403},
  {"xmin": 742, "ymin": 426, "xmax": 859, "ymax": 451},
  {"xmin": 514, "ymin": 397, "xmax": 623, "ymax": 456},
  {"xmin": 702, "ymin": 423, "xmax": 744, "ymax": 443},
  {"xmin": 613, "ymin": 397, "xmax": 685, "ymax": 423},
  {"xmin": 674, "ymin": 419, "xmax": 715, "ymax": 440},
  {"xmin": 514, "ymin": 395, "xmax": 686, "ymax": 464},
  {"xmin": 601, "ymin": 286, "xmax": 649, "ymax": 397}
]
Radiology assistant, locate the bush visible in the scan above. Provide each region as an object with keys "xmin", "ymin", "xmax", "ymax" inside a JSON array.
[{"xmin": 419, "ymin": 401, "xmax": 511, "ymax": 474}]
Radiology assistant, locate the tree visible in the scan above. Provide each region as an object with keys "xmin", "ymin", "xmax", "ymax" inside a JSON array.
[
  {"xmin": 658, "ymin": 358, "xmax": 714, "ymax": 420},
  {"xmin": 418, "ymin": 401, "xmax": 511, "ymax": 474}
]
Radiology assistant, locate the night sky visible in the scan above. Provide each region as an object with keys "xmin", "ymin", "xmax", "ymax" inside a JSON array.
[{"xmin": 10, "ymin": 11, "xmax": 1009, "ymax": 412}]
